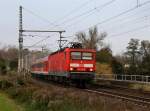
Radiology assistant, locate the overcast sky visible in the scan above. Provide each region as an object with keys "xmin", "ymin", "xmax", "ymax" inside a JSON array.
[{"xmin": 0, "ymin": 0, "xmax": 150, "ymax": 54}]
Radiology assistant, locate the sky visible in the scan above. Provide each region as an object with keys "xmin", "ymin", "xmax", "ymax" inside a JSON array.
[{"xmin": 0, "ymin": 0, "xmax": 150, "ymax": 54}]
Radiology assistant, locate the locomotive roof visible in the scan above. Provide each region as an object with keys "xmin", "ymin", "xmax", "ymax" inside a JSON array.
[
  {"xmin": 32, "ymin": 47, "xmax": 95, "ymax": 64},
  {"xmin": 49, "ymin": 47, "xmax": 67, "ymax": 56},
  {"xmin": 49, "ymin": 47, "xmax": 95, "ymax": 56}
]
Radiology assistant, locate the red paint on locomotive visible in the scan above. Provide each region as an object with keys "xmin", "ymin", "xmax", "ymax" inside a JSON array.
[{"xmin": 31, "ymin": 47, "xmax": 96, "ymax": 80}]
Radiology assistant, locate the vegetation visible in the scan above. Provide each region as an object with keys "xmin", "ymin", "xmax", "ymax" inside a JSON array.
[
  {"xmin": 76, "ymin": 26, "xmax": 107, "ymax": 50},
  {"xmin": 75, "ymin": 27, "xmax": 120, "ymax": 74},
  {"xmin": 0, "ymin": 27, "xmax": 150, "ymax": 110},
  {"xmin": 96, "ymin": 47, "xmax": 112, "ymax": 64},
  {"xmin": 0, "ymin": 28, "xmax": 149, "ymax": 76},
  {"xmin": 96, "ymin": 62, "xmax": 112, "ymax": 74},
  {"xmin": 0, "ymin": 74, "xmax": 148, "ymax": 111},
  {"xmin": 119, "ymin": 39, "xmax": 150, "ymax": 75},
  {"xmin": 0, "ymin": 45, "xmax": 18, "ymax": 74},
  {"xmin": 76, "ymin": 27, "xmax": 150, "ymax": 75},
  {"xmin": 0, "ymin": 92, "xmax": 23, "ymax": 111}
]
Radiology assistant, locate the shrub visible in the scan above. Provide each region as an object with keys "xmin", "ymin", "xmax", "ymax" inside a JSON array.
[
  {"xmin": 16, "ymin": 77, "xmax": 25, "ymax": 86},
  {"xmin": 0, "ymin": 80, "xmax": 13, "ymax": 89},
  {"xmin": 6, "ymin": 87, "xmax": 19, "ymax": 98}
]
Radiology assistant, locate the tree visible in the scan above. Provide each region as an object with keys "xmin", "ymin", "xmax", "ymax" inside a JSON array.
[
  {"xmin": 139, "ymin": 40, "xmax": 150, "ymax": 75},
  {"xmin": 76, "ymin": 26, "xmax": 107, "ymax": 50},
  {"xmin": 111, "ymin": 57, "xmax": 124, "ymax": 74},
  {"xmin": 125, "ymin": 38, "xmax": 140, "ymax": 74},
  {"xmin": 140, "ymin": 40, "xmax": 150, "ymax": 59},
  {"xmin": 96, "ymin": 46, "xmax": 112, "ymax": 63},
  {"xmin": 0, "ymin": 46, "xmax": 18, "ymax": 72}
]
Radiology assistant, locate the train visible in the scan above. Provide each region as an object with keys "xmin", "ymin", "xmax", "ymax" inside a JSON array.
[{"xmin": 31, "ymin": 43, "xmax": 96, "ymax": 87}]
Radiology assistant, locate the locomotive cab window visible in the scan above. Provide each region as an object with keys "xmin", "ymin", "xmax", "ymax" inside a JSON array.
[
  {"xmin": 82, "ymin": 52, "xmax": 92, "ymax": 60},
  {"xmin": 71, "ymin": 52, "xmax": 81, "ymax": 60}
]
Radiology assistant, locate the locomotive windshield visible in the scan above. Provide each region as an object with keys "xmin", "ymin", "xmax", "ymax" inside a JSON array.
[
  {"xmin": 71, "ymin": 52, "xmax": 81, "ymax": 60},
  {"xmin": 82, "ymin": 52, "xmax": 92, "ymax": 60},
  {"xmin": 71, "ymin": 52, "xmax": 93, "ymax": 60}
]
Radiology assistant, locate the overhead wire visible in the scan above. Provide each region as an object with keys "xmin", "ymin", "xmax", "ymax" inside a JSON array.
[
  {"xmin": 61, "ymin": 0, "xmax": 150, "ymax": 47},
  {"xmin": 27, "ymin": 0, "xmax": 116, "ymax": 48},
  {"xmin": 78, "ymin": 0, "xmax": 150, "ymax": 33},
  {"xmin": 65, "ymin": 5, "xmax": 150, "ymax": 31},
  {"xmin": 67, "ymin": 15, "xmax": 150, "ymax": 42},
  {"xmin": 108, "ymin": 24, "xmax": 150, "ymax": 38},
  {"xmin": 63, "ymin": 1, "xmax": 150, "ymax": 46},
  {"xmin": 105, "ymin": 14, "xmax": 150, "ymax": 32},
  {"xmin": 61, "ymin": 1, "xmax": 150, "ymax": 39},
  {"xmin": 27, "ymin": 35, "xmax": 53, "ymax": 48},
  {"xmin": 63, "ymin": 0, "xmax": 116, "ymax": 29},
  {"xmin": 67, "ymin": 0, "xmax": 150, "ymax": 39},
  {"xmin": 22, "ymin": 7, "xmax": 62, "ymax": 29},
  {"xmin": 25, "ymin": 0, "xmax": 150, "ymax": 49},
  {"xmin": 22, "ymin": 0, "xmax": 94, "ymax": 48},
  {"xmin": 51, "ymin": 0, "xmax": 93, "ymax": 24},
  {"xmin": 51, "ymin": 0, "xmax": 116, "ymax": 28}
]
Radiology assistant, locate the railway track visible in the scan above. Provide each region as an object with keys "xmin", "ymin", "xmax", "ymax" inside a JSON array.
[
  {"xmin": 84, "ymin": 87, "xmax": 150, "ymax": 107},
  {"xmin": 32, "ymin": 78, "xmax": 150, "ymax": 107}
]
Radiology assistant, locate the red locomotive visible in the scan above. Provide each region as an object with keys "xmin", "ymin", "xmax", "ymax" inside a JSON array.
[{"xmin": 31, "ymin": 43, "xmax": 96, "ymax": 86}]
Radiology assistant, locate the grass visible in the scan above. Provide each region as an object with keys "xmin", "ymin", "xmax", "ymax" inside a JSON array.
[
  {"xmin": 129, "ymin": 83, "xmax": 150, "ymax": 91},
  {"xmin": 96, "ymin": 62, "xmax": 113, "ymax": 74},
  {"xmin": 0, "ymin": 92, "xmax": 23, "ymax": 111},
  {"xmin": 0, "ymin": 74, "xmax": 150, "ymax": 111}
]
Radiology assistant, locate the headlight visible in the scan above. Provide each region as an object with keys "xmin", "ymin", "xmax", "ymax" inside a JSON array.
[
  {"xmin": 89, "ymin": 68, "xmax": 93, "ymax": 71},
  {"xmin": 70, "ymin": 67, "xmax": 74, "ymax": 71}
]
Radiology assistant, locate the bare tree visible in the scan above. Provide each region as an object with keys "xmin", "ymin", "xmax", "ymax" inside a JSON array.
[
  {"xmin": 76, "ymin": 26, "xmax": 107, "ymax": 50},
  {"xmin": 140, "ymin": 40, "xmax": 150, "ymax": 74},
  {"xmin": 140, "ymin": 40, "xmax": 150, "ymax": 59}
]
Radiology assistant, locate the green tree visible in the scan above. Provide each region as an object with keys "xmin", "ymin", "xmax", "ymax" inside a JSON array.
[
  {"xmin": 111, "ymin": 57, "xmax": 124, "ymax": 74},
  {"xmin": 96, "ymin": 47, "xmax": 112, "ymax": 63},
  {"xmin": 125, "ymin": 38, "xmax": 140, "ymax": 74}
]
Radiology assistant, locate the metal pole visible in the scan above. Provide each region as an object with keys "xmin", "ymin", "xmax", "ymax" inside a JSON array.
[
  {"xmin": 59, "ymin": 32, "xmax": 62, "ymax": 49},
  {"xmin": 22, "ymin": 30, "xmax": 65, "ymax": 33},
  {"xmin": 18, "ymin": 6, "xmax": 23, "ymax": 74}
]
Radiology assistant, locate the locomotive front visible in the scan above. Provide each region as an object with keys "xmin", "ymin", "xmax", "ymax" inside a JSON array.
[{"xmin": 67, "ymin": 48, "xmax": 96, "ymax": 81}]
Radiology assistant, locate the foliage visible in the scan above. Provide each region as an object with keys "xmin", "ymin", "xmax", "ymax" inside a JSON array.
[
  {"xmin": 0, "ymin": 93, "xmax": 23, "ymax": 111},
  {"xmin": 76, "ymin": 26, "xmax": 107, "ymax": 50},
  {"xmin": 0, "ymin": 80, "xmax": 13, "ymax": 89},
  {"xmin": 114, "ymin": 38, "xmax": 150, "ymax": 75},
  {"xmin": 125, "ymin": 39, "xmax": 140, "ymax": 64},
  {"xmin": 96, "ymin": 47, "xmax": 112, "ymax": 63},
  {"xmin": 111, "ymin": 57, "xmax": 124, "ymax": 74},
  {"xmin": 0, "ymin": 45, "xmax": 18, "ymax": 73},
  {"xmin": 139, "ymin": 40, "xmax": 150, "ymax": 75},
  {"xmin": 0, "ymin": 74, "xmax": 148, "ymax": 111}
]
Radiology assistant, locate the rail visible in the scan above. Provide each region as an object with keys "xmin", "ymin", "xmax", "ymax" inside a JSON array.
[
  {"xmin": 85, "ymin": 89, "xmax": 150, "ymax": 107},
  {"xmin": 96, "ymin": 74, "xmax": 150, "ymax": 84}
]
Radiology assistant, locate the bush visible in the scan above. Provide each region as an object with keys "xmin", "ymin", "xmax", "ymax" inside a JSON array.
[
  {"xmin": 96, "ymin": 48, "xmax": 112, "ymax": 63},
  {"xmin": 0, "ymin": 80, "xmax": 13, "ymax": 89},
  {"xmin": 6, "ymin": 87, "xmax": 19, "ymax": 98},
  {"xmin": 16, "ymin": 78, "xmax": 25, "ymax": 86}
]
